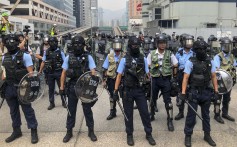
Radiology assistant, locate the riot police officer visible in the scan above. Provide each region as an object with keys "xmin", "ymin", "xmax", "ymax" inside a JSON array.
[
  {"xmin": 113, "ymin": 36, "xmax": 156, "ymax": 146},
  {"xmin": 102, "ymin": 38, "xmax": 124, "ymax": 120},
  {"xmin": 232, "ymin": 36, "xmax": 237, "ymax": 60},
  {"xmin": 142, "ymin": 36, "xmax": 154, "ymax": 57},
  {"xmin": 213, "ymin": 37, "xmax": 237, "ymax": 124},
  {"xmin": 2, "ymin": 34, "xmax": 38, "ymax": 144},
  {"xmin": 174, "ymin": 35, "xmax": 194, "ymax": 120},
  {"xmin": 207, "ymin": 35, "xmax": 221, "ymax": 58},
  {"xmin": 60, "ymin": 35, "xmax": 97, "ymax": 142},
  {"xmin": 39, "ymin": 36, "xmax": 66, "ymax": 110},
  {"xmin": 147, "ymin": 34, "xmax": 178, "ymax": 131},
  {"xmin": 180, "ymin": 40, "xmax": 218, "ymax": 147}
]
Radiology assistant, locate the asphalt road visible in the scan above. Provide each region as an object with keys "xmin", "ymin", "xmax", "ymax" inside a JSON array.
[{"xmin": 0, "ymin": 85, "xmax": 237, "ymax": 147}]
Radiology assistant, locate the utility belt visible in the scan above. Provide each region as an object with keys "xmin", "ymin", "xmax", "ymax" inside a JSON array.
[
  {"xmin": 187, "ymin": 86, "xmax": 213, "ymax": 103},
  {"xmin": 152, "ymin": 75, "xmax": 171, "ymax": 80}
]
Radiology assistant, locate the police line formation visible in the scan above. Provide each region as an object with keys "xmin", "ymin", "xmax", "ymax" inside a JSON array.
[{"xmin": 0, "ymin": 27, "xmax": 237, "ymax": 147}]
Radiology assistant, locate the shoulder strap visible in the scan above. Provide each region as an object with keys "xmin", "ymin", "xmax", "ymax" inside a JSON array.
[{"xmin": 178, "ymin": 49, "xmax": 183, "ymax": 56}]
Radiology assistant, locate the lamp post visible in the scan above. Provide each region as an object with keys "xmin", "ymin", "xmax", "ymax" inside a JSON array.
[{"xmin": 90, "ymin": 1, "xmax": 97, "ymax": 59}]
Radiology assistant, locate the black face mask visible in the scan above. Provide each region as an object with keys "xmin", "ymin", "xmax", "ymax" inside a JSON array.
[
  {"xmin": 73, "ymin": 45, "xmax": 84, "ymax": 57},
  {"xmin": 195, "ymin": 49, "xmax": 207, "ymax": 61},
  {"xmin": 130, "ymin": 45, "xmax": 140, "ymax": 57},
  {"xmin": 49, "ymin": 42, "xmax": 58, "ymax": 51},
  {"xmin": 6, "ymin": 42, "xmax": 19, "ymax": 55}
]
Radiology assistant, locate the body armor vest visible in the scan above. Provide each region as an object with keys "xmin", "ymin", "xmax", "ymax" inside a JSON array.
[
  {"xmin": 124, "ymin": 54, "xmax": 145, "ymax": 88},
  {"xmin": 218, "ymin": 52, "xmax": 236, "ymax": 82},
  {"xmin": 66, "ymin": 54, "xmax": 89, "ymax": 80},
  {"xmin": 107, "ymin": 52, "xmax": 123, "ymax": 79},
  {"xmin": 2, "ymin": 51, "xmax": 28, "ymax": 84},
  {"xmin": 189, "ymin": 57, "xmax": 212, "ymax": 88},
  {"xmin": 150, "ymin": 50, "xmax": 172, "ymax": 77},
  {"xmin": 45, "ymin": 49, "xmax": 63, "ymax": 73}
]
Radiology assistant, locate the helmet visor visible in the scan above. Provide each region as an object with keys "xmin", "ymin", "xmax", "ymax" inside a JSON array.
[
  {"xmin": 221, "ymin": 43, "xmax": 232, "ymax": 53},
  {"xmin": 113, "ymin": 43, "xmax": 122, "ymax": 50}
]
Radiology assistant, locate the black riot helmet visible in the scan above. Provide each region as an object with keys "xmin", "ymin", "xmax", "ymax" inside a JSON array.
[
  {"xmin": 128, "ymin": 36, "xmax": 141, "ymax": 57},
  {"xmin": 113, "ymin": 38, "xmax": 122, "ymax": 51},
  {"xmin": 143, "ymin": 37, "xmax": 153, "ymax": 54},
  {"xmin": 197, "ymin": 36, "xmax": 204, "ymax": 41},
  {"xmin": 4, "ymin": 33, "xmax": 20, "ymax": 55},
  {"xmin": 220, "ymin": 37, "xmax": 232, "ymax": 54},
  {"xmin": 183, "ymin": 35, "xmax": 194, "ymax": 49},
  {"xmin": 156, "ymin": 34, "xmax": 167, "ymax": 44},
  {"xmin": 208, "ymin": 35, "xmax": 217, "ymax": 44},
  {"xmin": 232, "ymin": 36, "xmax": 237, "ymax": 47},
  {"xmin": 71, "ymin": 35, "xmax": 85, "ymax": 57},
  {"xmin": 193, "ymin": 40, "xmax": 209, "ymax": 61},
  {"xmin": 43, "ymin": 34, "xmax": 50, "ymax": 45},
  {"xmin": 48, "ymin": 36, "xmax": 58, "ymax": 50},
  {"xmin": 101, "ymin": 33, "xmax": 106, "ymax": 39}
]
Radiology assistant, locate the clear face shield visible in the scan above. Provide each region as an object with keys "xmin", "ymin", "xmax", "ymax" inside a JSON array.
[
  {"xmin": 113, "ymin": 42, "xmax": 122, "ymax": 51},
  {"xmin": 184, "ymin": 39, "xmax": 193, "ymax": 48},
  {"xmin": 143, "ymin": 43, "xmax": 153, "ymax": 50},
  {"xmin": 221, "ymin": 43, "xmax": 232, "ymax": 53}
]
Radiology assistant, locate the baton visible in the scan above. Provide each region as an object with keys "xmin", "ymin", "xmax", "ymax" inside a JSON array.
[
  {"xmin": 0, "ymin": 98, "xmax": 4, "ymax": 110},
  {"xmin": 61, "ymin": 94, "xmax": 71, "ymax": 117},
  {"xmin": 184, "ymin": 99, "xmax": 203, "ymax": 121},
  {"xmin": 104, "ymin": 87, "xmax": 128, "ymax": 121}
]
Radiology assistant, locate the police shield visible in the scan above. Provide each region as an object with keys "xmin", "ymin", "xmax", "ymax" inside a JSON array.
[
  {"xmin": 18, "ymin": 72, "xmax": 45, "ymax": 104},
  {"xmin": 74, "ymin": 71, "xmax": 103, "ymax": 103},
  {"xmin": 216, "ymin": 69, "xmax": 233, "ymax": 95}
]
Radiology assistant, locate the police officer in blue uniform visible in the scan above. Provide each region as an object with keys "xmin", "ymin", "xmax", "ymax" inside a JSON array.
[
  {"xmin": 102, "ymin": 38, "xmax": 124, "ymax": 120},
  {"xmin": 60, "ymin": 35, "xmax": 97, "ymax": 143},
  {"xmin": 180, "ymin": 40, "xmax": 218, "ymax": 147},
  {"xmin": 175, "ymin": 35, "xmax": 194, "ymax": 120},
  {"xmin": 213, "ymin": 37, "xmax": 237, "ymax": 124},
  {"xmin": 2, "ymin": 34, "xmax": 38, "ymax": 144},
  {"xmin": 39, "ymin": 36, "xmax": 66, "ymax": 110},
  {"xmin": 113, "ymin": 36, "xmax": 156, "ymax": 146}
]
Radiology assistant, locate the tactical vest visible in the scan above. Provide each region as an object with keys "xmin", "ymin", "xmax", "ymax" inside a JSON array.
[
  {"xmin": 45, "ymin": 49, "xmax": 63, "ymax": 73},
  {"xmin": 218, "ymin": 52, "xmax": 236, "ymax": 81},
  {"xmin": 0, "ymin": 23, "xmax": 10, "ymax": 33},
  {"xmin": 124, "ymin": 54, "xmax": 145, "ymax": 88},
  {"xmin": 189, "ymin": 57, "xmax": 212, "ymax": 88},
  {"xmin": 150, "ymin": 50, "xmax": 172, "ymax": 77},
  {"xmin": 106, "ymin": 52, "xmax": 123, "ymax": 79},
  {"xmin": 66, "ymin": 54, "xmax": 89, "ymax": 80},
  {"xmin": 2, "ymin": 51, "xmax": 28, "ymax": 84}
]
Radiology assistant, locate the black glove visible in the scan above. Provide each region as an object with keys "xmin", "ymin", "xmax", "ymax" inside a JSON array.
[
  {"xmin": 59, "ymin": 89, "xmax": 65, "ymax": 96},
  {"xmin": 178, "ymin": 93, "xmax": 187, "ymax": 101},
  {"xmin": 113, "ymin": 90, "xmax": 119, "ymax": 101}
]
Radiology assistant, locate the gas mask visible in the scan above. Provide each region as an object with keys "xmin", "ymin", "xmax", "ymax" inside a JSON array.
[{"xmin": 73, "ymin": 43, "xmax": 84, "ymax": 57}]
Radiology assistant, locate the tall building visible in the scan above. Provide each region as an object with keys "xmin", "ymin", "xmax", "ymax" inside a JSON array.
[
  {"xmin": 142, "ymin": 0, "xmax": 149, "ymax": 28},
  {"xmin": 129, "ymin": 0, "xmax": 142, "ymax": 19},
  {"xmin": 73, "ymin": 0, "xmax": 80, "ymax": 27},
  {"xmin": 146, "ymin": 0, "xmax": 237, "ymax": 28},
  {"xmin": 43, "ymin": 0, "xmax": 74, "ymax": 16},
  {"xmin": 80, "ymin": 0, "xmax": 98, "ymax": 27}
]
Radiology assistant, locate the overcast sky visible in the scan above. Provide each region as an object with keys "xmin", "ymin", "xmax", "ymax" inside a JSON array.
[{"xmin": 98, "ymin": 0, "xmax": 127, "ymax": 10}]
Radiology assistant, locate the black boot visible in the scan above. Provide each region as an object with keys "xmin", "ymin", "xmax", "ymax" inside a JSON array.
[
  {"xmin": 63, "ymin": 129, "xmax": 73, "ymax": 143},
  {"xmin": 62, "ymin": 101, "xmax": 67, "ymax": 108},
  {"xmin": 31, "ymin": 128, "xmax": 38, "ymax": 144},
  {"xmin": 150, "ymin": 115, "xmax": 155, "ymax": 121},
  {"xmin": 204, "ymin": 132, "xmax": 216, "ymax": 146},
  {"xmin": 5, "ymin": 127, "xmax": 22, "ymax": 143},
  {"xmin": 106, "ymin": 109, "xmax": 116, "ymax": 120},
  {"xmin": 185, "ymin": 135, "xmax": 191, "ymax": 147},
  {"xmin": 127, "ymin": 134, "xmax": 134, "ymax": 146},
  {"xmin": 222, "ymin": 114, "xmax": 235, "ymax": 122},
  {"xmin": 175, "ymin": 110, "xmax": 184, "ymax": 120},
  {"xmin": 88, "ymin": 128, "xmax": 97, "ymax": 142},
  {"xmin": 146, "ymin": 134, "xmax": 156, "ymax": 145},
  {"xmin": 214, "ymin": 115, "xmax": 224, "ymax": 124},
  {"xmin": 48, "ymin": 102, "xmax": 55, "ymax": 110},
  {"xmin": 167, "ymin": 119, "xmax": 174, "ymax": 131}
]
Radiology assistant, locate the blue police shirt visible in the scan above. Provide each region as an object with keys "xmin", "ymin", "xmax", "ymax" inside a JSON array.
[
  {"xmin": 213, "ymin": 52, "xmax": 237, "ymax": 68},
  {"xmin": 42, "ymin": 48, "xmax": 65, "ymax": 61},
  {"xmin": 102, "ymin": 52, "xmax": 121, "ymax": 69},
  {"xmin": 2, "ymin": 51, "xmax": 33, "ymax": 67},
  {"xmin": 184, "ymin": 59, "xmax": 216, "ymax": 74},
  {"xmin": 62, "ymin": 55, "xmax": 96, "ymax": 71},
  {"xmin": 175, "ymin": 48, "xmax": 194, "ymax": 70},
  {"xmin": 117, "ymin": 57, "xmax": 149, "ymax": 74}
]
